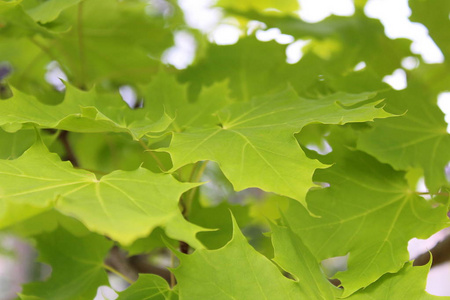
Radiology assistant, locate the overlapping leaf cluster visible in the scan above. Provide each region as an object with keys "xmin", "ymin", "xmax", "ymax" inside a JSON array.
[{"xmin": 0, "ymin": 0, "xmax": 449, "ymax": 299}]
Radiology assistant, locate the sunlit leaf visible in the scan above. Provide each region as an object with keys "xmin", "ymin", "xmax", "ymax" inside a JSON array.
[
  {"xmin": 163, "ymin": 88, "xmax": 392, "ymax": 206},
  {"xmin": 0, "ymin": 84, "xmax": 172, "ymax": 139},
  {"xmin": 284, "ymin": 150, "xmax": 449, "ymax": 296},
  {"xmin": 0, "ymin": 140, "xmax": 205, "ymax": 247}
]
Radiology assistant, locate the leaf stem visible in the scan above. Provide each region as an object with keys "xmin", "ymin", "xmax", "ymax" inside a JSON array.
[
  {"xmin": 176, "ymin": 161, "xmax": 208, "ymax": 255},
  {"xmin": 138, "ymin": 139, "xmax": 166, "ymax": 171},
  {"xmin": 170, "ymin": 252, "xmax": 175, "ymax": 287},
  {"xmin": 182, "ymin": 161, "xmax": 208, "ymax": 217},
  {"xmin": 103, "ymin": 264, "xmax": 135, "ymax": 285}
]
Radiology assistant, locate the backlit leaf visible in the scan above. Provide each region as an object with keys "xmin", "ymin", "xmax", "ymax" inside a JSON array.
[
  {"xmin": 284, "ymin": 151, "xmax": 449, "ymax": 296},
  {"xmin": 0, "ymin": 84, "xmax": 172, "ymax": 140},
  {"xmin": 163, "ymin": 88, "xmax": 392, "ymax": 206},
  {"xmin": 0, "ymin": 140, "xmax": 205, "ymax": 247}
]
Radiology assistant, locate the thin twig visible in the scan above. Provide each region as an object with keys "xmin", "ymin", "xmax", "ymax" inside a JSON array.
[{"xmin": 170, "ymin": 252, "xmax": 176, "ymax": 287}]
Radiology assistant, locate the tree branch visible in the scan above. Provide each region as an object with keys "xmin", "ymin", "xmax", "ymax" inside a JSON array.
[
  {"xmin": 59, "ymin": 131, "xmax": 79, "ymax": 167},
  {"xmin": 104, "ymin": 246, "xmax": 172, "ymax": 284}
]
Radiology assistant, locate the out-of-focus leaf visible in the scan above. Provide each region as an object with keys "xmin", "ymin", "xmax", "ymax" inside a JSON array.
[
  {"xmin": 19, "ymin": 227, "xmax": 112, "ymax": 300},
  {"xmin": 0, "ymin": 84, "xmax": 172, "ymax": 140}
]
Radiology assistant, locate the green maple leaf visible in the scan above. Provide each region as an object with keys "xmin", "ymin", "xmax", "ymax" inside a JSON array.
[
  {"xmin": 142, "ymin": 71, "xmax": 231, "ymax": 132},
  {"xmin": 19, "ymin": 227, "xmax": 112, "ymax": 300},
  {"xmin": 174, "ymin": 215, "xmax": 444, "ymax": 299},
  {"xmin": 271, "ymin": 223, "xmax": 343, "ymax": 299},
  {"xmin": 174, "ymin": 217, "xmax": 306, "ymax": 299},
  {"xmin": 24, "ymin": 0, "xmax": 81, "ymax": 24},
  {"xmin": 1, "ymin": 0, "xmax": 173, "ymax": 87},
  {"xmin": 217, "ymin": 0, "xmax": 299, "ymax": 14},
  {"xmin": 410, "ymin": 0, "xmax": 450, "ymax": 58},
  {"xmin": 117, "ymin": 274, "xmax": 178, "ymax": 300},
  {"xmin": 0, "ymin": 140, "xmax": 205, "ymax": 247},
  {"xmin": 227, "ymin": 11, "xmax": 411, "ymax": 78},
  {"xmin": 0, "ymin": 37, "xmax": 63, "ymax": 103},
  {"xmin": 0, "ymin": 127, "xmax": 56, "ymax": 159},
  {"xmin": 0, "ymin": 1, "xmax": 51, "ymax": 38},
  {"xmin": 52, "ymin": 0, "xmax": 173, "ymax": 86},
  {"xmin": 283, "ymin": 150, "xmax": 449, "ymax": 296},
  {"xmin": 7, "ymin": 209, "xmax": 92, "ymax": 239},
  {"xmin": 69, "ymin": 132, "xmax": 171, "ymax": 174},
  {"xmin": 348, "ymin": 261, "xmax": 450, "ymax": 300},
  {"xmin": 162, "ymin": 87, "xmax": 392, "ymax": 206},
  {"xmin": 357, "ymin": 84, "xmax": 450, "ymax": 192},
  {"xmin": 0, "ymin": 84, "xmax": 172, "ymax": 140},
  {"xmin": 180, "ymin": 34, "xmax": 400, "ymax": 104},
  {"xmin": 180, "ymin": 37, "xmax": 289, "ymax": 101}
]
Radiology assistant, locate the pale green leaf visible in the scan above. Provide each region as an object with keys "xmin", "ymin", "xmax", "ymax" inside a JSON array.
[
  {"xmin": 0, "ymin": 141, "xmax": 205, "ymax": 247},
  {"xmin": 69, "ymin": 132, "xmax": 170, "ymax": 174},
  {"xmin": 175, "ymin": 216, "xmax": 348, "ymax": 299},
  {"xmin": 271, "ymin": 224, "xmax": 343, "ymax": 299},
  {"xmin": 0, "ymin": 140, "xmax": 95, "ymax": 228},
  {"xmin": 53, "ymin": 0, "xmax": 173, "ymax": 86},
  {"xmin": 348, "ymin": 262, "xmax": 450, "ymax": 300},
  {"xmin": 7, "ymin": 209, "xmax": 91, "ymax": 238},
  {"xmin": 357, "ymin": 84, "xmax": 450, "ymax": 192},
  {"xmin": 228, "ymin": 11, "xmax": 411, "ymax": 78},
  {"xmin": 142, "ymin": 71, "xmax": 231, "ymax": 132},
  {"xmin": 117, "ymin": 274, "xmax": 178, "ymax": 300},
  {"xmin": 163, "ymin": 88, "xmax": 392, "ymax": 206},
  {"xmin": 0, "ymin": 84, "xmax": 172, "ymax": 139},
  {"xmin": 0, "ymin": 1, "xmax": 51, "ymax": 38},
  {"xmin": 284, "ymin": 151, "xmax": 449, "ymax": 296},
  {"xmin": 217, "ymin": 0, "xmax": 299, "ymax": 14},
  {"xmin": 181, "ymin": 37, "xmax": 289, "ymax": 101},
  {"xmin": 410, "ymin": 0, "xmax": 450, "ymax": 58},
  {"xmin": 174, "ymin": 216, "xmax": 305, "ymax": 300},
  {"xmin": 0, "ymin": 128, "xmax": 42, "ymax": 159},
  {"xmin": 26, "ymin": 0, "xmax": 81, "ymax": 24},
  {"xmin": 0, "ymin": 38, "xmax": 61, "ymax": 103}
]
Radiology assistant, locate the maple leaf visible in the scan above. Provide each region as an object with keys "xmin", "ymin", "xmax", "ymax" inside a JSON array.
[
  {"xmin": 19, "ymin": 228, "xmax": 112, "ymax": 300},
  {"xmin": 284, "ymin": 150, "xmax": 449, "ymax": 296},
  {"xmin": 163, "ymin": 87, "xmax": 392, "ymax": 206},
  {"xmin": 0, "ymin": 140, "xmax": 205, "ymax": 247}
]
